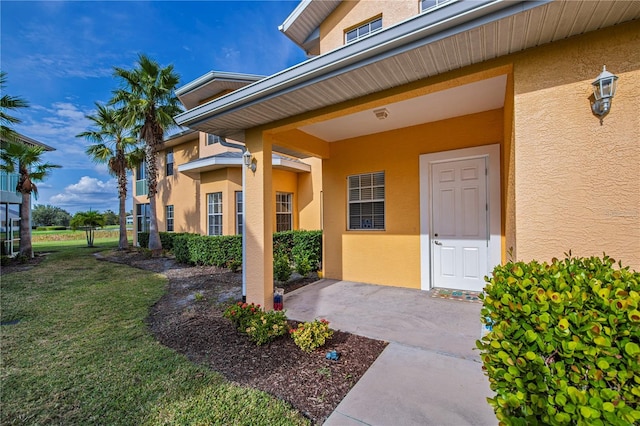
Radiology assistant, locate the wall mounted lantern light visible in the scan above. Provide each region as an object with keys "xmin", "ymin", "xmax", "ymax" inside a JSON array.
[
  {"xmin": 243, "ymin": 149, "xmax": 256, "ymax": 172},
  {"xmin": 591, "ymin": 65, "xmax": 618, "ymax": 123}
]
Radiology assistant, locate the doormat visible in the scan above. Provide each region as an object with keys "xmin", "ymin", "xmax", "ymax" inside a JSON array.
[{"xmin": 430, "ymin": 288, "xmax": 482, "ymax": 303}]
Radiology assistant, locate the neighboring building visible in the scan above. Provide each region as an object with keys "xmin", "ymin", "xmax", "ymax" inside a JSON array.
[
  {"xmin": 132, "ymin": 72, "xmax": 323, "ymax": 244},
  {"xmin": 175, "ymin": 0, "xmax": 640, "ymax": 308},
  {"xmin": 0, "ymin": 133, "xmax": 55, "ymax": 256}
]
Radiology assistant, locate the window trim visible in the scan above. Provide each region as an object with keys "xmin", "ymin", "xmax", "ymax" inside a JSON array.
[
  {"xmin": 420, "ymin": 0, "xmax": 455, "ymax": 14},
  {"xmin": 235, "ymin": 191, "xmax": 243, "ymax": 235},
  {"xmin": 166, "ymin": 205, "xmax": 174, "ymax": 232},
  {"xmin": 344, "ymin": 15, "xmax": 383, "ymax": 44},
  {"xmin": 276, "ymin": 192, "xmax": 293, "ymax": 232},
  {"xmin": 166, "ymin": 149, "xmax": 174, "ymax": 177},
  {"xmin": 207, "ymin": 192, "xmax": 223, "ymax": 236},
  {"xmin": 347, "ymin": 171, "xmax": 385, "ymax": 231}
]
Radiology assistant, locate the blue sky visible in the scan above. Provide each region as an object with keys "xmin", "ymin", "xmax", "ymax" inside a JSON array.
[{"xmin": 1, "ymin": 0, "xmax": 307, "ymax": 214}]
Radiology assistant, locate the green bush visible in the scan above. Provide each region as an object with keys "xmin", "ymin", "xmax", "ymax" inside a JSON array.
[
  {"xmin": 246, "ymin": 310, "xmax": 288, "ymax": 345},
  {"xmin": 172, "ymin": 234, "xmax": 193, "ymax": 264},
  {"xmin": 224, "ymin": 302, "xmax": 261, "ymax": 332},
  {"xmin": 294, "ymin": 253, "xmax": 312, "ymax": 277},
  {"xmin": 292, "ymin": 230, "xmax": 322, "ymax": 271},
  {"xmin": 274, "ymin": 253, "xmax": 293, "ymax": 282},
  {"xmin": 165, "ymin": 230, "xmax": 321, "ymax": 276},
  {"xmin": 223, "ymin": 302, "xmax": 287, "ymax": 346},
  {"xmin": 138, "ymin": 232, "xmax": 149, "ymax": 248},
  {"xmin": 290, "ymin": 319, "xmax": 334, "ymax": 353},
  {"xmin": 35, "ymin": 226, "xmax": 67, "ymax": 231},
  {"xmin": 477, "ymin": 254, "xmax": 640, "ymax": 425}
]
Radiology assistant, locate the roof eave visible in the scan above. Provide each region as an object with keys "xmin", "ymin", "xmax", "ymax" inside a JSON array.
[{"xmin": 175, "ymin": 0, "xmax": 538, "ymax": 130}]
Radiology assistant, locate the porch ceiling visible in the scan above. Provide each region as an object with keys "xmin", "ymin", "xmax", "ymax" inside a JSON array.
[
  {"xmin": 176, "ymin": 0, "xmax": 640, "ymax": 147},
  {"xmin": 300, "ymin": 74, "xmax": 507, "ymax": 142}
]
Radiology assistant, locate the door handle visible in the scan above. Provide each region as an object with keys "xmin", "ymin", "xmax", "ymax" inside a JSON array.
[{"xmin": 433, "ymin": 240, "xmax": 443, "ymax": 245}]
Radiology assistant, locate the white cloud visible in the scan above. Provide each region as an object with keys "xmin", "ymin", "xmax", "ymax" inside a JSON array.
[
  {"xmin": 16, "ymin": 102, "xmax": 96, "ymax": 170},
  {"xmin": 48, "ymin": 176, "xmax": 121, "ymax": 213}
]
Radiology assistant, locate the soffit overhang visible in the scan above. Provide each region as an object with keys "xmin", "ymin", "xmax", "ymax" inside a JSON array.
[
  {"xmin": 178, "ymin": 153, "xmax": 311, "ymax": 179},
  {"xmin": 160, "ymin": 128, "xmax": 198, "ymax": 149},
  {"xmin": 176, "ymin": 71, "xmax": 265, "ymax": 110},
  {"xmin": 1, "ymin": 132, "xmax": 55, "ymax": 151},
  {"xmin": 278, "ymin": 0, "xmax": 342, "ymax": 55},
  {"xmin": 176, "ymin": 0, "xmax": 640, "ymax": 144}
]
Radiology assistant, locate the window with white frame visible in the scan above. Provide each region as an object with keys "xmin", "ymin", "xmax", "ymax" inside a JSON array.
[
  {"xmin": 420, "ymin": 0, "xmax": 454, "ymax": 13},
  {"xmin": 276, "ymin": 192, "xmax": 293, "ymax": 232},
  {"xmin": 207, "ymin": 192, "xmax": 223, "ymax": 236},
  {"xmin": 165, "ymin": 149, "xmax": 174, "ymax": 176},
  {"xmin": 136, "ymin": 203, "xmax": 150, "ymax": 237},
  {"xmin": 345, "ymin": 17, "xmax": 382, "ymax": 44},
  {"xmin": 166, "ymin": 205, "xmax": 174, "ymax": 232},
  {"xmin": 348, "ymin": 171, "xmax": 385, "ymax": 230},
  {"xmin": 235, "ymin": 191, "xmax": 243, "ymax": 235}
]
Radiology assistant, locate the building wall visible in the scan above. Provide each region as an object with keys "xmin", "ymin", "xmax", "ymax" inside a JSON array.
[
  {"xmin": 511, "ymin": 20, "xmax": 640, "ymax": 268},
  {"xmin": 156, "ymin": 138, "xmax": 201, "ymax": 234},
  {"xmin": 320, "ymin": 0, "xmax": 417, "ymax": 53},
  {"xmin": 322, "ymin": 109, "xmax": 504, "ymax": 288},
  {"xmin": 298, "ymin": 156, "xmax": 323, "ymax": 230},
  {"xmin": 200, "ymin": 168, "xmax": 242, "ymax": 235}
]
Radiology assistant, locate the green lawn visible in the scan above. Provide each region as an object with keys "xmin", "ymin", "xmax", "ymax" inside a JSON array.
[{"xmin": 1, "ymin": 243, "xmax": 308, "ymax": 425}]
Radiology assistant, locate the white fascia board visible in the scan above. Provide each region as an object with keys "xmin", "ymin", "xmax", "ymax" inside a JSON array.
[
  {"xmin": 278, "ymin": 0, "xmax": 313, "ymax": 34},
  {"xmin": 274, "ymin": 157, "xmax": 311, "ymax": 173},
  {"xmin": 176, "ymin": 71, "xmax": 265, "ymax": 96},
  {"xmin": 176, "ymin": 0, "xmax": 549, "ymax": 129},
  {"xmin": 178, "ymin": 155, "xmax": 311, "ymax": 176},
  {"xmin": 179, "ymin": 156, "xmax": 242, "ymax": 173}
]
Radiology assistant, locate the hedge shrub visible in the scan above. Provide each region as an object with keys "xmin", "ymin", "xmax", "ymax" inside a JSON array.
[
  {"xmin": 138, "ymin": 232, "xmax": 149, "ymax": 249},
  {"xmin": 477, "ymin": 254, "xmax": 640, "ymax": 425},
  {"xmin": 144, "ymin": 230, "xmax": 322, "ymax": 273}
]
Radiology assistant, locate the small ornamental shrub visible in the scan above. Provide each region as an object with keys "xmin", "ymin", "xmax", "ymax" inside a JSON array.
[
  {"xmin": 245, "ymin": 310, "xmax": 288, "ymax": 345},
  {"xmin": 290, "ymin": 319, "xmax": 334, "ymax": 353},
  {"xmin": 294, "ymin": 253, "xmax": 312, "ymax": 277},
  {"xmin": 477, "ymin": 254, "xmax": 640, "ymax": 425},
  {"xmin": 223, "ymin": 302, "xmax": 261, "ymax": 332},
  {"xmin": 274, "ymin": 254, "xmax": 293, "ymax": 282}
]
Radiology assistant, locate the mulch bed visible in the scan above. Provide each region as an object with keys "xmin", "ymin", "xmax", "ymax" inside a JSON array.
[{"xmin": 100, "ymin": 248, "xmax": 388, "ymax": 424}]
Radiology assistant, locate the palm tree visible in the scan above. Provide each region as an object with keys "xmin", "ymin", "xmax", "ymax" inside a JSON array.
[
  {"xmin": 110, "ymin": 54, "xmax": 182, "ymax": 254},
  {"xmin": 77, "ymin": 103, "xmax": 143, "ymax": 250},
  {"xmin": 0, "ymin": 142, "xmax": 60, "ymax": 258},
  {"xmin": 0, "ymin": 71, "xmax": 29, "ymax": 144},
  {"xmin": 70, "ymin": 210, "xmax": 106, "ymax": 247}
]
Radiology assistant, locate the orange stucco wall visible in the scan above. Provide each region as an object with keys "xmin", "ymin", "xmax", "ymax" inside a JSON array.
[
  {"xmin": 510, "ymin": 20, "xmax": 640, "ymax": 268},
  {"xmin": 320, "ymin": 0, "xmax": 417, "ymax": 53},
  {"xmin": 322, "ymin": 109, "xmax": 504, "ymax": 288}
]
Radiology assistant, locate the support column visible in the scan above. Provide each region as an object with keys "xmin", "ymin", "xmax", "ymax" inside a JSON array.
[{"xmin": 244, "ymin": 129, "xmax": 274, "ymax": 309}]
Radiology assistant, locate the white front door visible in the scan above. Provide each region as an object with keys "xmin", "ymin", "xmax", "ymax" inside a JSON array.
[{"xmin": 431, "ymin": 157, "xmax": 488, "ymax": 292}]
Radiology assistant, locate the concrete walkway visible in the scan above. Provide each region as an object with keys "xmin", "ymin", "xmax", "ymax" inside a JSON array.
[{"xmin": 284, "ymin": 279, "xmax": 497, "ymax": 426}]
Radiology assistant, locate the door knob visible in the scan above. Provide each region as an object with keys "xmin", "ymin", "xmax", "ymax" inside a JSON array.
[{"xmin": 434, "ymin": 240, "xmax": 443, "ymax": 245}]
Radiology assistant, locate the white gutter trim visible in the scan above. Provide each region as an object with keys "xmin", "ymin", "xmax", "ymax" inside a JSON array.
[
  {"xmin": 176, "ymin": 71, "xmax": 265, "ymax": 96},
  {"xmin": 178, "ymin": 156, "xmax": 243, "ymax": 173},
  {"xmin": 278, "ymin": 0, "xmax": 313, "ymax": 34},
  {"xmin": 176, "ymin": 0, "xmax": 549, "ymax": 129}
]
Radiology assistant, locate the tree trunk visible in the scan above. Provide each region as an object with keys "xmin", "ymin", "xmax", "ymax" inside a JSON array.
[
  {"xmin": 145, "ymin": 143, "xmax": 162, "ymax": 255},
  {"xmin": 118, "ymin": 183, "xmax": 129, "ymax": 250},
  {"xmin": 148, "ymin": 195, "xmax": 161, "ymax": 255},
  {"xmin": 116, "ymin": 150, "xmax": 129, "ymax": 251},
  {"xmin": 19, "ymin": 191, "xmax": 33, "ymax": 258}
]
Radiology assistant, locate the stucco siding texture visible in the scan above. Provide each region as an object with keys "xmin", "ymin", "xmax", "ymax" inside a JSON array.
[
  {"xmin": 320, "ymin": 0, "xmax": 417, "ymax": 54},
  {"xmin": 322, "ymin": 109, "xmax": 503, "ymax": 288},
  {"xmin": 513, "ymin": 21, "xmax": 640, "ymax": 269}
]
